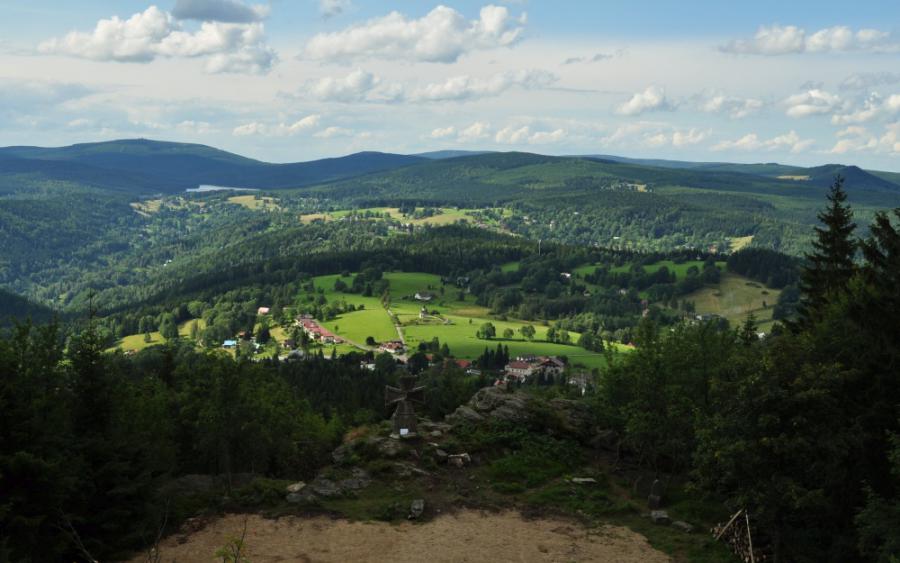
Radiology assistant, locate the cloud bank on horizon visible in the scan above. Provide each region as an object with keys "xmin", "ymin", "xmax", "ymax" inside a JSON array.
[{"xmin": 0, "ymin": 0, "xmax": 898, "ymax": 168}]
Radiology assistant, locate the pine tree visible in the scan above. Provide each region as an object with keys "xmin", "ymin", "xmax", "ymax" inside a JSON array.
[{"xmin": 797, "ymin": 175, "xmax": 856, "ymax": 325}]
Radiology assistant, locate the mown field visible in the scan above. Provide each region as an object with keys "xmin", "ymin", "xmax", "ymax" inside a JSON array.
[
  {"xmin": 299, "ymin": 207, "xmax": 507, "ymax": 227},
  {"xmin": 313, "ymin": 271, "xmax": 611, "ymax": 369},
  {"xmin": 685, "ymin": 273, "xmax": 782, "ymax": 331}
]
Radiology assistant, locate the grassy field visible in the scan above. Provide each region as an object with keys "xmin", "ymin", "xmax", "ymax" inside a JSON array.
[
  {"xmin": 227, "ymin": 195, "xmax": 280, "ymax": 210},
  {"xmin": 111, "ymin": 318, "xmax": 205, "ymax": 352},
  {"xmin": 299, "ymin": 207, "xmax": 500, "ymax": 227},
  {"xmin": 685, "ymin": 273, "xmax": 782, "ymax": 331},
  {"xmin": 308, "ymin": 271, "xmax": 615, "ymax": 368},
  {"xmin": 728, "ymin": 235, "xmax": 754, "ymax": 251}
]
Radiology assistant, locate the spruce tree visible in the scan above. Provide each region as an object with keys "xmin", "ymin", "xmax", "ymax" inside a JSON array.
[{"xmin": 797, "ymin": 175, "xmax": 856, "ymax": 325}]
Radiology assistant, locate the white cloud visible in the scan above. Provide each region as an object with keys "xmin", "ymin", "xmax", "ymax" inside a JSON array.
[
  {"xmin": 633, "ymin": 127, "xmax": 709, "ymax": 149},
  {"xmin": 701, "ymin": 94, "xmax": 763, "ymax": 119},
  {"xmin": 712, "ymin": 130, "xmax": 814, "ymax": 153},
  {"xmin": 232, "ymin": 114, "xmax": 321, "ymax": 136},
  {"xmin": 616, "ymin": 86, "xmax": 672, "ymax": 116},
  {"xmin": 721, "ymin": 24, "xmax": 898, "ymax": 55},
  {"xmin": 831, "ymin": 93, "xmax": 900, "ymax": 125},
  {"xmin": 410, "ymin": 69, "xmax": 555, "ymax": 102},
  {"xmin": 829, "ymin": 123, "xmax": 900, "ymax": 155},
  {"xmin": 314, "ymin": 126, "xmax": 354, "ymax": 139},
  {"xmin": 495, "ymin": 125, "xmax": 565, "ymax": 144},
  {"xmin": 172, "ymin": 0, "xmax": 268, "ymax": 23},
  {"xmin": 37, "ymin": 6, "xmax": 276, "ymax": 74},
  {"xmin": 672, "ymin": 128, "xmax": 709, "ymax": 147},
  {"xmin": 303, "ymin": 4, "xmax": 526, "ymax": 63},
  {"xmin": 176, "ymin": 120, "xmax": 213, "ymax": 134},
  {"xmin": 429, "ymin": 126, "xmax": 456, "ymax": 139},
  {"xmin": 319, "ymin": 0, "xmax": 352, "ymax": 18},
  {"xmin": 783, "ymin": 89, "xmax": 842, "ymax": 118},
  {"xmin": 458, "ymin": 121, "xmax": 491, "ymax": 141},
  {"xmin": 840, "ymin": 72, "xmax": 900, "ymax": 91},
  {"xmin": 562, "ymin": 51, "xmax": 619, "ymax": 65},
  {"xmin": 310, "ymin": 69, "xmax": 380, "ymax": 102}
]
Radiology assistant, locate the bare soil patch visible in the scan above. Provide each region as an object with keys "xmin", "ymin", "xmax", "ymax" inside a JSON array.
[{"xmin": 132, "ymin": 510, "xmax": 669, "ymax": 563}]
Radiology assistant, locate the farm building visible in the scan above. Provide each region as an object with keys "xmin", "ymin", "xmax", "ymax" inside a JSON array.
[
  {"xmin": 379, "ymin": 340, "xmax": 405, "ymax": 354},
  {"xmin": 504, "ymin": 356, "xmax": 566, "ymax": 380}
]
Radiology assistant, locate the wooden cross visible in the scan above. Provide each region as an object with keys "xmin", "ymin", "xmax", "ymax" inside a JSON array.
[{"xmin": 385, "ymin": 375, "xmax": 425, "ymax": 438}]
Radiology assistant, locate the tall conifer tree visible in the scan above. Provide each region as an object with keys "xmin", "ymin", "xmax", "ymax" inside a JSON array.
[{"xmin": 797, "ymin": 175, "xmax": 856, "ymax": 325}]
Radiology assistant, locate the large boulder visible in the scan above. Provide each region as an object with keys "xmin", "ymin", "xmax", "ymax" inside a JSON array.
[{"xmin": 447, "ymin": 387, "xmax": 530, "ymax": 425}]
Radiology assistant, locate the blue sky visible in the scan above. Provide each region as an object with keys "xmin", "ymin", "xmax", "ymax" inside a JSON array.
[{"xmin": 1, "ymin": 0, "xmax": 899, "ymax": 168}]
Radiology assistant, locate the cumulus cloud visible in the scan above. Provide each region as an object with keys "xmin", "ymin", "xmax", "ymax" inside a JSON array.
[
  {"xmin": 319, "ymin": 0, "xmax": 352, "ymax": 18},
  {"xmin": 232, "ymin": 114, "xmax": 321, "ymax": 136},
  {"xmin": 721, "ymin": 24, "xmax": 898, "ymax": 55},
  {"xmin": 712, "ymin": 130, "xmax": 814, "ymax": 153},
  {"xmin": 310, "ymin": 68, "xmax": 380, "ymax": 102},
  {"xmin": 303, "ymin": 5, "xmax": 526, "ymax": 63},
  {"xmin": 701, "ymin": 94, "xmax": 763, "ymax": 118},
  {"xmin": 410, "ymin": 69, "xmax": 555, "ymax": 102},
  {"xmin": 314, "ymin": 126, "xmax": 354, "ymax": 139},
  {"xmin": 783, "ymin": 89, "xmax": 842, "ymax": 118},
  {"xmin": 840, "ymin": 72, "xmax": 900, "ymax": 91},
  {"xmin": 616, "ymin": 86, "xmax": 672, "ymax": 116},
  {"xmin": 172, "ymin": 0, "xmax": 268, "ymax": 23},
  {"xmin": 831, "ymin": 93, "xmax": 900, "ymax": 125},
  {"xmin": 459, "ymin": 121, "xmax": 492, "ymax": 141},
  {"xmin": 429, "ymin": 126, "xmax": 456, "ymax": 139},
  {"xmin": 495, "ymin": 125, "xmax": 565, "ymax": 144},
  {"xmin": 38, "ymin": 6, "xmax": 276, "ymax": 73},
  {"xmin": 562, "ymin": 51, "xmax": 619, "ymax": 65}
]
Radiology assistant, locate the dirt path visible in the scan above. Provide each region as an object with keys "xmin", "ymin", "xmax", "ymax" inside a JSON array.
[{"xmin": 132, "ymin": 510, "xmax": 669, "ymax": 563}]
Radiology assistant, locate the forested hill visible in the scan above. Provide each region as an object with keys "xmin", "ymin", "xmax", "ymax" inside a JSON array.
[
  {"xmin": 304, "ymin": 151, "xmax": 898, "ymax": 203},
  {"xmin": 0, "ymin": 288, "xmax": 55, "ymax": 325},
  {"xmin": 0, "ymin": 139, "xmax": 426, "ymax": 194}
]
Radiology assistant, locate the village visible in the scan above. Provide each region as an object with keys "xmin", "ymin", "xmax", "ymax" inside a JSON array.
[{"xmin": 217, "ymin": 297, "xmax": 585, "ymax": 390}]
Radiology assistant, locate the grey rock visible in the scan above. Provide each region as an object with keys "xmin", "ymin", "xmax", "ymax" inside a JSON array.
[
  {"xmin": 570, "ymin": 477, "xmax": 597, "ymax": 484},
  {"xmin": 332, "ymin": 444, "xmax": 352, "ymax": 464},
  {"xmin": 311, "ymin": 478, "xmax": 341, "ymax": 498},
  {"xmin": 434, "ymin": 449, "xmax": 449, "ymax": 463},
  {"xmin": 672, "ymin": 520, "xmax": 694, "ymax": 533},
  {"xmin": 650, "ymin": 510, "xmax": 671, "ymax": 525},
  {"xmin": 448, "ymin": 453, "xmax": 471, "ymax": 468},
  {"xmin": 368, "ymin": 436, "xmax": 405, "ymax": 458},
  {"xmin": 285, "ymin": 481, "xmax": 306, "ymax": 494},
  {"xmin": 409, "ymin": 499, "xmax": 425, "ymax": 520},
  {"xmin": 446, "ymin": 405, "xmax": 484, "ymax": 425},
  {"xmin": 338, "ymin": 468, "xmax": 371, "ymax": 492}
]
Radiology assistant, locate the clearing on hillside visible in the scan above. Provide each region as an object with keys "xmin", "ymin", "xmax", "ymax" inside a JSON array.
[
  {"xmin": 685, "ymin": 273, "xmax": 782, "ymax": 331},
  {"xmin": 129, "ymin": 511, "xmax": 669, "ymax": 563}
]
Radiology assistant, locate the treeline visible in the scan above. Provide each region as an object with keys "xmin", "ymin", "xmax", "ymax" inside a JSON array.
[
  {"xmin": 596, "ymin": 180, "xmax": 900, "ymax": 561},
  {"xmin": 0, "ymin": 318, "xmax": 485, "ymax": 561}
]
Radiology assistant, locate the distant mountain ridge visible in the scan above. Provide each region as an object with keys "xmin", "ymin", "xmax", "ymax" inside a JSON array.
[
  {"xmin": 0, "ymin": 139, "xmax": 426, "ymax": 194},
  {"xmin": 0, "ymin": 139, "xmax": 897, "ymax": 199}
]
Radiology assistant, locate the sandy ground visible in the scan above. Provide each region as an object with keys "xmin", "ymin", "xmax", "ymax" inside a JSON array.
[{"xmin": 131, "ymin": 510, "xmax": 669, "ymax": 563}]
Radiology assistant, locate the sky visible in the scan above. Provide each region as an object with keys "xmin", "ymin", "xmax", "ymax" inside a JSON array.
[{"xmin": 1, "ymin": 0, "xmax": 899, "ymax": 169}]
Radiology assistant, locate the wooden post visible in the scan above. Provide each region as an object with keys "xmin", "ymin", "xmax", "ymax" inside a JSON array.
[
  {"xmin": 745, "ymin": 511, "xmax": 755, "ymax": 563},
  {"xmin": 715, "ymin": 509, "xmax": 744, "ymax": 541}
]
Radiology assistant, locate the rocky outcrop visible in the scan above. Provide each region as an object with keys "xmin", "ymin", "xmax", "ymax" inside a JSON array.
[
  {"xmin": 447, "ymin": 387, "xmax": 531, "ymax": 425},
  {"xmin": 446, "ymin": 387, "xmax": 619, "ymax": 450}
]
